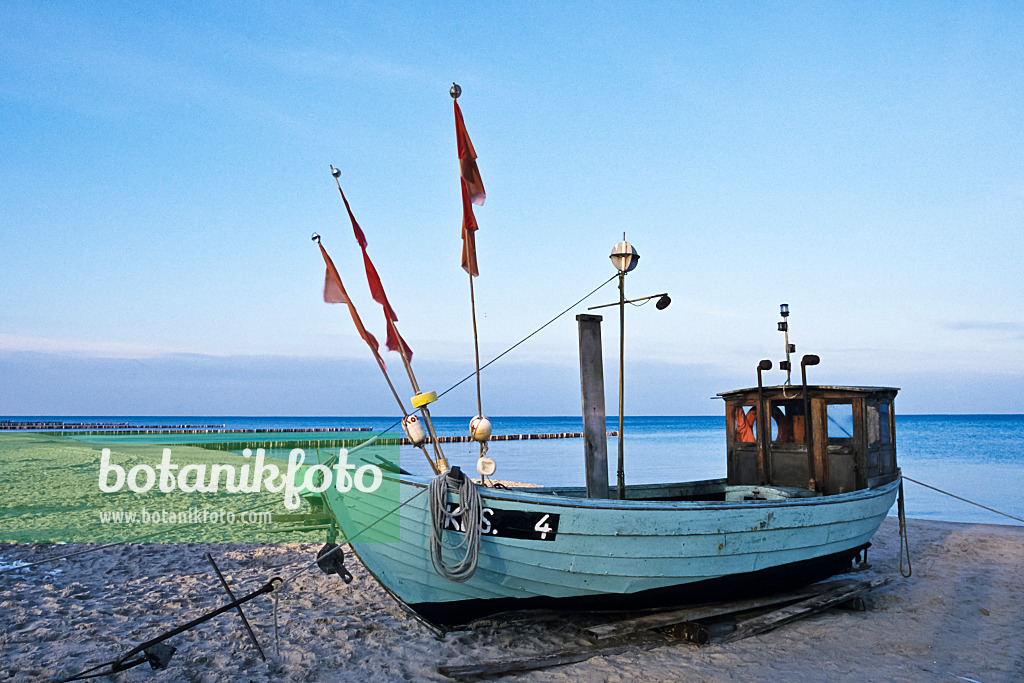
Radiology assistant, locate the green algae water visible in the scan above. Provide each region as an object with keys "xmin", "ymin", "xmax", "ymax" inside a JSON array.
[
  {"xmin": 2, "ymin": 415, "xmax": 1021, "ymax": 539},
  {"xmin": 0, "ymin": 430, "xmax": 400, "ymax": 543}
]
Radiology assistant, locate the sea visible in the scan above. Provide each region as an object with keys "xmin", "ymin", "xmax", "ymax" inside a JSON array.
[{"xmin": 4, "ymin": 414, "xmax": 1022, "ymax": 527}]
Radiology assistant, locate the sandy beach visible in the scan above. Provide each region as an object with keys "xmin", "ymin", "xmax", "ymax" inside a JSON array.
[{"xmin": 1, "ymin": 516, "xmax": 1021, "ymax": 682}]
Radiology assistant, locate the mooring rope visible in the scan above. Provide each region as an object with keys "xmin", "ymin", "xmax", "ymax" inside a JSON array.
[
  {"xmin": 277, "ymin": 485, "xmax": 430, "ymax": 586},
  {"xmin": 428, "ymin": 469, "xmax": 483, "ymax": 582},
  {"xmin": 902, "ymin": 475, "xmax": 1024, "ymax": 524},
  {"xmin": 272, "ymin": 584, "xmax": 281, "ymax": 655},
  {"xmin": 897, "ymin": 479, "xmax": 912, "ymax": 578}
]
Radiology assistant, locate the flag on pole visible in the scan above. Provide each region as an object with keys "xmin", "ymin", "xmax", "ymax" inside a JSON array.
[
  {"xmin": 454, "ymin": 100, "xmax": 485, "ymax": 205},
  {"xmin": 336, "ymin": 182, "xmax": 413, "ymax": 361},
  {"xmin": 460, "ymin": 179, "xmax": 479, "ymax": 277},
  {"xmin": 455, "ymin": 99, "xmax": 484, "ymax": 276},
  {"xmin": 317, "ymin": 240, "xmax": 382, "ymax": 356}
]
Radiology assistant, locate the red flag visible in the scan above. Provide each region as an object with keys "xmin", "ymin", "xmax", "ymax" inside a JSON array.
[
  {"xmin": 460, "ymin": 179, "xmax": 479, "ymax": 277},
  {"xmin": 317, "ymin": 241, "xmax": 381, "ymax": 356},
  {"xmin": 454, "ymin": 100, "xmax": 485, "ymax": 205},
  {"xmin": 336, "ymin": 182, "xmax": 369, "ymax": 249},
  {"xmin": 455, "ymin": 99, "xmax": 484, "ymax": 277},
  {"xmin": 337, "ymin": 183, "xmax": 413, "ymax": 361},
  {"xmin": 322, "ymin": 265, "xmax": 347, "ymax": 303}
]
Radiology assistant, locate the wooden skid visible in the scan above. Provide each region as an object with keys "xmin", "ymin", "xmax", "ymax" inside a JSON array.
[
  {"xmin": 586, "ymin": 578, "xmax": 866, "ymax": 640},
  {"xmin": 438, "ymin": 578, "xmax": 891, "ymax": 680},
  {"xmin": 718, "ymin": 577, "xmax": 889, "ymax": 643}
]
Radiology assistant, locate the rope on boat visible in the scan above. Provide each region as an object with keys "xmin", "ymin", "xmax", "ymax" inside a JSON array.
[
  {"xmin": 278, "ymin": 485, "xmax": 431, "ymax": 586},
  {"xmin": 435, "ymin": 274, "xmax": 617, "ymax": 403},
  {"xmin": 429, "ymin": 467, "xmax": 483, "ymax": 582},
  {"xmin": 298, "ymin": 273, "xmax": 618, "ymax": 485}
]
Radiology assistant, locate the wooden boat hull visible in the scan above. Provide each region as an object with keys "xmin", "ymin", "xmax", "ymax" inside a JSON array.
[{"xmin": 323, "ymin": 474, "xmax": 900, "ymax": 628}]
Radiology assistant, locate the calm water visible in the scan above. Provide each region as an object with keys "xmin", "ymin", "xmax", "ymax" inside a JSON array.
[{"xmin": 6, "ymin": 414, "xmax": 1022, "ymax": 526}]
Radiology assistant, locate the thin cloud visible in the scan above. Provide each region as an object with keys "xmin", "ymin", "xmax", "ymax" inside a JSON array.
[
  {"xmin": 944, "ymin": 321, "xmax": 1024, "ymax": 338},
  {"xmin": 0, "ymin": 333, "xmax": 183, "ymax": 359}
]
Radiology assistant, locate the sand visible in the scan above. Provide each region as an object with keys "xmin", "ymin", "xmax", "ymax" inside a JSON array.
[{"xmin": 1, "ymin": 516, "xmax": 1022, "ymax": 682}]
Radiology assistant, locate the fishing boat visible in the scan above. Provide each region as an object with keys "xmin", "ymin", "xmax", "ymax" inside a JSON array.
[
  {"xmin": 305, "ymin": 86, "xmax": 902, "ymax": 630},
  {"xmin": 313, "ymin": 361, "xmax": 901, "ymax": 629}
]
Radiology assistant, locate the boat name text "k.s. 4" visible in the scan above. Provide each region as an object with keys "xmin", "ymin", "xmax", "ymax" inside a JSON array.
[{"xmin": 442, "ymin": 504, "xmax": 560, "ymax": 541}]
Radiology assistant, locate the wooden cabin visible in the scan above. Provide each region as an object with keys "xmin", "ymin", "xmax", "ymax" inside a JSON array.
[{"xmin": 718, "ymin": 386, "xmax": 899, "ymax": 495}]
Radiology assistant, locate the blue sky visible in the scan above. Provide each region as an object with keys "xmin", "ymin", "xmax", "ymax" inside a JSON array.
[{"xmin": 2, "ymin": 2, "xmax": 1022, "ymax": 416}]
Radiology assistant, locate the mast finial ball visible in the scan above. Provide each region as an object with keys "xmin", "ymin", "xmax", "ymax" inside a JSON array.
[
  {"xmin": 450, "ymin": 83, "xmax": 462, "ymax": 99},
  {"xmin": 610, "ymin": 239, "xmax": 639, "ymax": 274},
  {"xmin": 311, "ymin": 232, "xmax": 321, "ymax": 243},
  {"xmin": 331, "ymin": 166, "xmax": 340, "ymax": 179}
]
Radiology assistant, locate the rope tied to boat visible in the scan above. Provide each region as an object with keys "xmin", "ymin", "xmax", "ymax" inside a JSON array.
[
  {"xmin": 895, "ymin": 473, "xmax": 1024, "ymax": 579},
  {"xmin": 429, "ymin": 466, "xmax": 483, "ymax": 582},
  {"xmin": 897, "ymin": 478, "xmax": 912, "ymax": 578}
]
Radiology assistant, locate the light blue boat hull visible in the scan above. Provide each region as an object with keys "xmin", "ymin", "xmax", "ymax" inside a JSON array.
[{"xmin": 323, "ymin": 474, "xmax": 900, "ymax": 628}]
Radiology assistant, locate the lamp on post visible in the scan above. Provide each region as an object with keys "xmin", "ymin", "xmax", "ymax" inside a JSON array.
[
  {"xmin": 611, "ymin": 237, "xmax": 636, "ymax": 500},
  {"xmin": 589, "ymin": 237, "xmax": 668, "ymax": 499}
]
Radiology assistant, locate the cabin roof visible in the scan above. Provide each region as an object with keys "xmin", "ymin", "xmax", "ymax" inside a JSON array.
[{"xmin": 717, "ymin": 385, "xmax": 899, "ymax": 399}]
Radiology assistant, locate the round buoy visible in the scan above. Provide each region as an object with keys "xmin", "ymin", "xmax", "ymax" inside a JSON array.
[
  {"xmin": 402, "ymin": 415, "xmax": 427, "ymax": 446},
  {"xmin": 470, "ymin": 415, "xmax": 492, "ymax": 442},
  {"xmin": 477, "ymin": 456, "xmax": 496, "ymax": 476}
]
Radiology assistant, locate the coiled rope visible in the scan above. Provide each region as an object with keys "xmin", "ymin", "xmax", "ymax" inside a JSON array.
[{"xmin": 428, "ymin": 468, "xmax": 483, "ymax": 582}]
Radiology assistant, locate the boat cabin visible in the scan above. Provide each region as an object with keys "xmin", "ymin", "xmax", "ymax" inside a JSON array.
[{"xmin": 718, "ymin": 386, "xmax": 899, "ymax": 495}]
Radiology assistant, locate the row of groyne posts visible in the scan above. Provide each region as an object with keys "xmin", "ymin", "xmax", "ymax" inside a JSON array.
[
  {"xmin": 0, "ymin": 421, "xmax": 374, "ymax": 434},
  {"xmin": 0, "ymin": 420, "xmax": 616, "ymax": 445}
]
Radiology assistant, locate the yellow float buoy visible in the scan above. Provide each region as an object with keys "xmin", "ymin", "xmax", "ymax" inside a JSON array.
[{"xmin": 411, "ymin": 391, "xmax": 438, "ymax": 408}]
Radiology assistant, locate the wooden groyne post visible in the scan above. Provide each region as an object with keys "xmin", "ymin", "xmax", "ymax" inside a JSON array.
[{"xmin": 577, "ymin": 314, "xmax": 609, "ymax": 499}]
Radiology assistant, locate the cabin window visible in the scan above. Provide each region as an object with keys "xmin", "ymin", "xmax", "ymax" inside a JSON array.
[
  {"xmin": 769, "ymin": 399, "xmax": 806, "ymax": 443},
  {"xmin": 866, "ymin": 402, "xmax": 892, "ymax": 446},
  {"xmin": 879, "ymin": 402, "xmax": 891, "ymax": 445},
  {"xmin": 867, "ymin": 404, "xmax": 880, "ymax": 445},
  {"xmin": 826, "ymin": 402, "xmax": 854, "ymax": 443},
  {"xmin": 731, "ymin": 403, "xmax": 758, "ymax": 443}
]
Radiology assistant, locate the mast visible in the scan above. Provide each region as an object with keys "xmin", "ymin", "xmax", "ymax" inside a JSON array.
[{"xmin": 452, "ymin": 83, "xmax": 494, "ymax": 480}]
